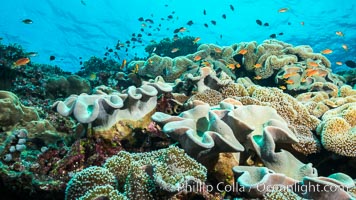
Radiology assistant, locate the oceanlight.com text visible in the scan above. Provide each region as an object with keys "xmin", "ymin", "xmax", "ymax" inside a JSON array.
[{"xmin": 178, "ymin": 181, "xmax": 351, "ymax": 194}]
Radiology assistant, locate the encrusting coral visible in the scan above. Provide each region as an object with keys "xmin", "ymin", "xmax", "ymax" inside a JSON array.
[
  {"xmin": 65, "ymin": 146, "xmax": 207, "ymax": 199},
  {"xmin": 65, "ymin": 166, "xmax": 118, "ymax": 200},
  {"xmin": 316, "ymin": 102, "xmax": 356, "ymax": 157}
]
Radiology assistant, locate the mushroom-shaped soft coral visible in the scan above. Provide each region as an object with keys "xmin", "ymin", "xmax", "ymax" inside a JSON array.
[
  {"xmin": 250, "ymin": 126, "xmax": 318, "ymax": 180},
  {"xmin": 226, "ymin": 105, "xmax": 298, "ymax": 148},
  {"xmin": 232, "ymin": 166, "xmax": 299, "ymax": 198},
  {"xmin": 152, "ymin": 100, "xmax": 244, "ymax": 161},
  {"xmin": 53, "ymin": 93, "xmax": 124, "ymax": 126}
]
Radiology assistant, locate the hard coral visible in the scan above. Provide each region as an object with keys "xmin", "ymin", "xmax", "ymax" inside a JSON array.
[{"xmin": 0, "ymin": 90, "xmax": 39, "ymax": 130}]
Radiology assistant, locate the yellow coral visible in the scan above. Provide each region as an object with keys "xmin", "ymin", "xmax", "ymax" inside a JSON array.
[
  {"xmin": 317, "ymin": 103, "xmax": 356, "ymax": 157},
  {"xmin": 190, "ymin": 89, "xmax": 224, "ymax": 106},
  {"xmin": 219, "ymin": 83, "xmax": 249, "ymax": 99}
]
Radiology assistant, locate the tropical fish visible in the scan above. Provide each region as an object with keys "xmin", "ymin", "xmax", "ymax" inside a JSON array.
[
  {"xmin": 345, "ymin": 60, "xmax": 356, "ymax": 68},
  {"xmin": 50, "ymin": 55, "xmax": 56, "ymax": 61},
  {"xmin": 193, "ymin": 37, "xmax": 201, "ymax": 44},
  {"xmin": 270, "ymin": 34, "xmax": 277, "ymax": 38},
  {"xmin": 278, "ymin": 8, "xmax": 289, "ymax": 13},
  {"xmin": 120, "ymin": 59, "xmax": 127, "ymax": 69},
  {"xmin": 336, "ymin": 31, "xmax": 344, "ymax": 37},
  {"xmin": 211, "ymin": 20, "xmax": 217, "ymax": 25},
  {"xmin": 254, "ymin": 63, "xmax": 262, "ymax": 68},
  {"xmin": 204, "ymin": 23, "xmax": 208, "ymax": 28},
  {"xmin": 256, "ymin": 19, "xmax": 262, "ymax": 26},
  {"xmin": 202, "ymin": 61, "xmax": 211, "ymax": 67},
  {"xmin": 22, "ymin": 19, "xmax": 33, "ymax": 24},
  {"xmin": 187, "ymin": 20, "xmax": 193, "ymax": 26},
  {"xmin": 132, "ymin": 64, "xmax": 139, "ymax": 73},
  {"xmin": 203, "ymin": 9, "xmax": 206, "ymax": 15},
  {"xmin": 279, "ymin": 85, "xmax": 286, "ymax": 90},
  {"xmin": 25, "ymin": 52, "xmax": 38, "ymax": 57},
  {"xmin": 12, "ymin": 58, "xmax": 30, "ymax": 67},
  {"xmin": 222, "ymin": 14, "xmax": 226, "ymax": 19},
  {"xmin": 179, "ymin": 27, "xmax": 187, "ymax": 32},
  {"xmin": 214, "ymin": 48, "xmax": 222, "ymax": 53},
  {"xmin": 285, "ymin": 79, "xmax": 294, "ymax": 84},
  {"xmin": 342, "ymin": 44, "xmax": 348, "ymax": 51},
  {"xmin": 283, "ymin": 72, "xmax": 297, "ymax": 79},
  {"xmin": 306, "ymin": 69, "xmax": 319, "ymax": 77},
  {"xmin": 308, "ymin": 61, "xmax": 319, "ymax": 67},
  {"xmin": 227, "ymin": 64, "xmax": 237, "ymax": 70},
  {"xmin": 171, "ymin": 48, "xmax": 180, "ymax": 53},
  {"xmin": 264, "ymin": 23, "xmax": 269, "ymax": 26},
  {"xmin": 193, "ymin": 55, "xmax": 202, "ymax": 61},
  {"xmin": 300, "ymin": 21, "xmax": 305, "ymax": 26},
  {"xmin": 238, "ymin": 49, "xmax": 248, "ymax": 55},
  {"xmin": 335, "ymin": 61, "xmax": 342, "ymax": 65},
  {"xmin": 138, "ymin": 17, "xmax": 144, "ymax": 22},
  {"xmin": 230, "ymin": 5, "xmax": 234, "ymax": 11},
  {"xmin": 320, "ymin": 49, "xmax": 332, "ymax": 54},
  {"xmin": 254, "ymin": 75, "xmax": 262, "ymax": 80}
]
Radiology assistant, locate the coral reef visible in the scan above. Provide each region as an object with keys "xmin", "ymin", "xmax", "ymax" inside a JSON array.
[
  {"xmin": 233, "ymin": 166, "xmax": 355, "ymax": 199},
  {"xmin": 316, "ymin": 103, "xmax": 356, "ymax": 157},
  {"xmin": 54, "ymin": 82, "xmax": 172, "ymax": 141},
  {"xmin": 145, "ymin": 36, "xmax": 199, "ymax": 58},
  {"xmin": 45, "ymin": 75, "xmax": 91, "ymax": 99},
  {"xmin": 64, "ymin": 146, "xmax": 207, "ymax": 199}
]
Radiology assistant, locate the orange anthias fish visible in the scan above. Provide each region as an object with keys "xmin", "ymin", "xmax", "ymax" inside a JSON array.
[
  {"xmin": 120, "ymin": 59, "xmax": 127, "ymax": 69},
  {"xmin": 321, "ymin": 49, "xmax": 333, "ymax": 54},
  {"xmin": 193, "ymin": 37, "xmax": 201, "ymax": 44},
  {"xmin": 279, "ymin": 85, "xmax": 286, "ymax": 90},
  {"xmin": 285, "ymin": 79, "xmax": 294, "ymax": 84},
  {"xmin": 342, "ymin": 44, "xmax": 348, "ymax": 51},
  {"xmin": 12, "ymin": 57, "xmax": 30, "ymax": 68},
  {"xmin": 254, "ymin": 63, "xmax": 262, "ymax": 68},
  {"xmin": 193, "ymin": 55, "xmax": 202, "ymax": 61},
  {"xmin": 336, "ymin": 31, "xmax": 344, "ymax": 37},
  {"xmin": 336, "ymin": 61, "xmax": 343, "ymax": 65},
  {"xmin": 306, "ymin": 69, "xmax": 319, "ymax": 77},
  {"xmin": 283, "ymin": 72, "xmax": 297, "ymax": 79},
  {"xmin": 171, "ymin": 48, "xmax": 180, "ymax": 53},
  {"xmin": 214, "ymin": 48, "xmax": 222, "ymax": 53},
  {"xmin": 308, "ymin": 61, "xmax": 319, "ymax": 67},
  {"xmin": 254, "ymin": 75, "xmax": 262, "ymax": 80},
  {"xmin": 132, "ymin": 64, "xmax": 139, "ymax": 73},
  {"xmin": 238, "ymin": 49, "xmax": 248, "ymax": 55},
  {"xmin": 278, "ymin": 8, "xmax": 289, "ymax": 13},
  {"xmin": 202, "ymin": 61, "xmax": 211, "ymax": 67}
]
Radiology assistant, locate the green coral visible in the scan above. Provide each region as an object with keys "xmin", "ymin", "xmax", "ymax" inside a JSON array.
[
  {"xmin": 65, "ymin": 166, "xmax": 117, "ymax": 200},
  {"xmin": 66, "ymin": 146, "xmax": 207, "ymax": 199}
]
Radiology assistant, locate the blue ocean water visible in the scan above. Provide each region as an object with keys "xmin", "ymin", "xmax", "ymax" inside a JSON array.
[{"xmin": 0, "ymin": 0, "xmax": 355, "ymax": 72}]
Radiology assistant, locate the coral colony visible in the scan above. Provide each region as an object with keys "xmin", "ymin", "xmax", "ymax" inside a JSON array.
[{"xmin": 0, "ymin": 4, "xmax": 356, "ymax": 199}]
